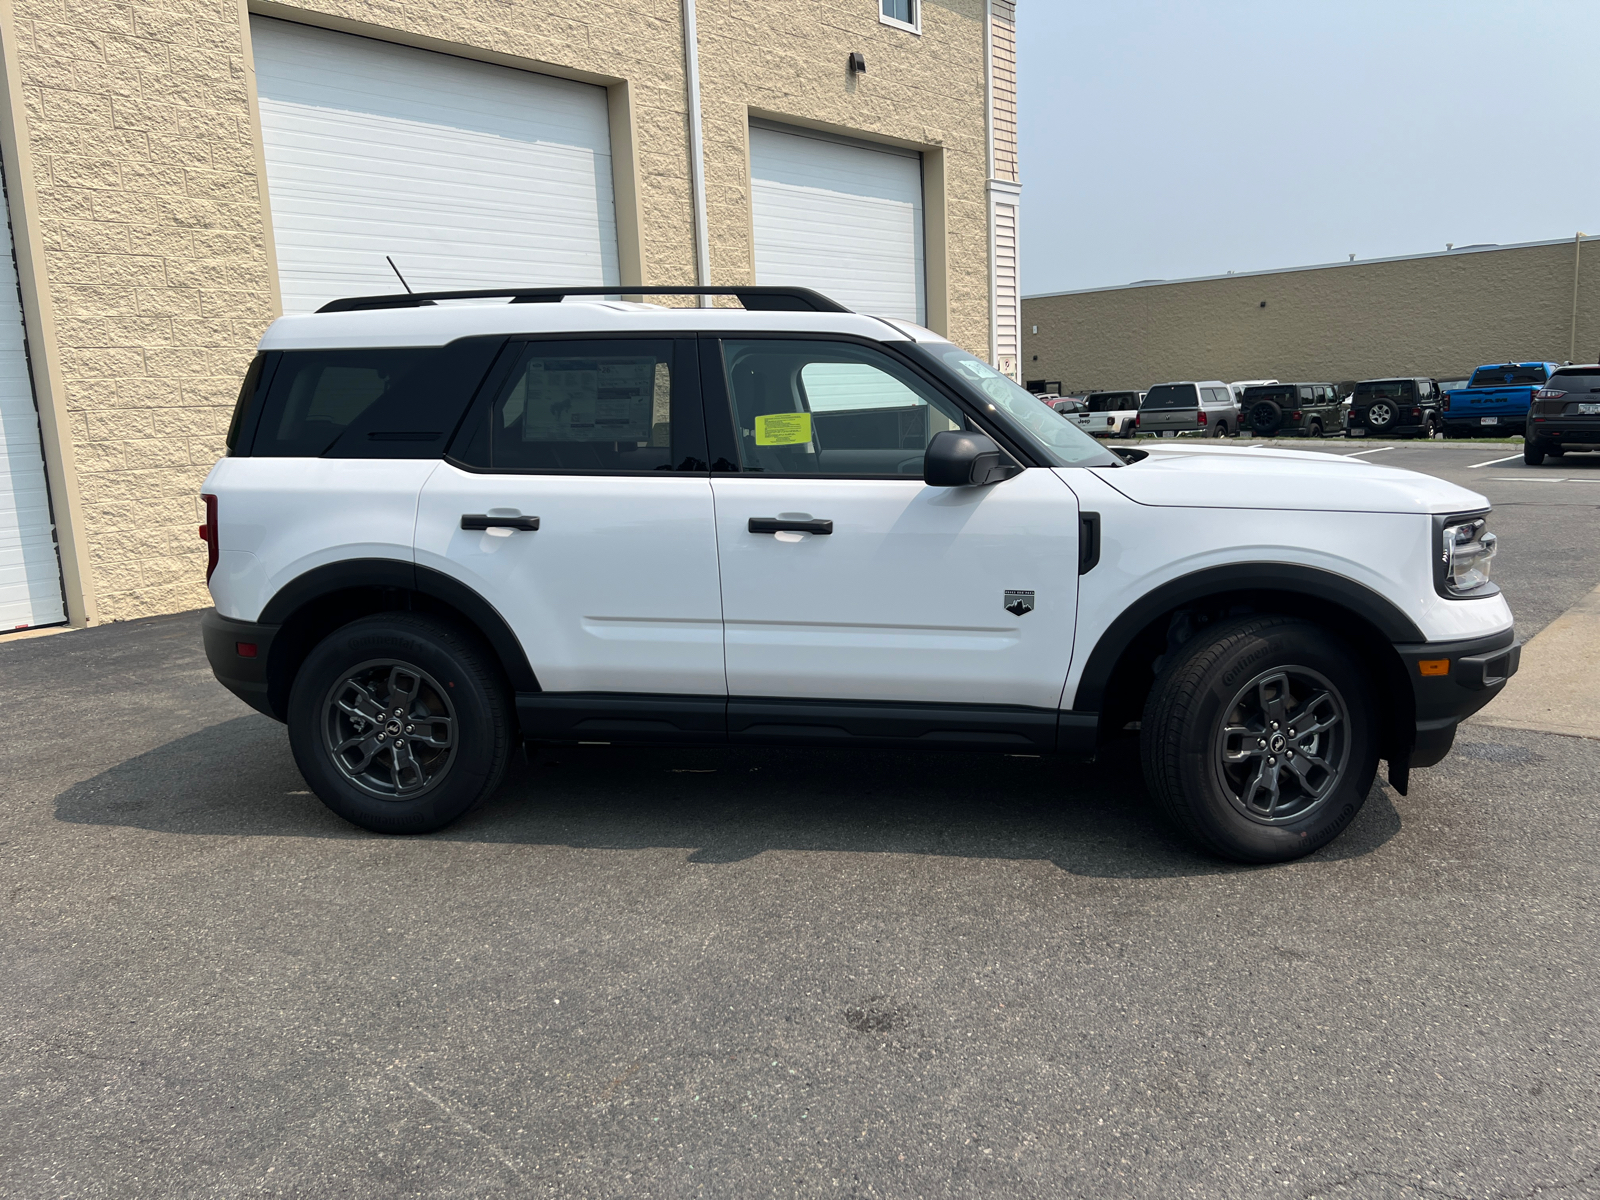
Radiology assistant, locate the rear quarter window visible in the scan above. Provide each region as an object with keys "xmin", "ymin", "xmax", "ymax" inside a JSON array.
[{"xmin": 243, "ymin": 338, "xmax": 503, "ymax": 458}]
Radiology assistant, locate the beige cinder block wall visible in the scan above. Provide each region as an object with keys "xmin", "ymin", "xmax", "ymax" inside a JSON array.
[
  {"xmin": 1022, "ymin": 238, "xmax": 1600, "ymax": 394},
  {"xmin": 5, "ymin": 0, "xmax": 996, "ymax": 624}
]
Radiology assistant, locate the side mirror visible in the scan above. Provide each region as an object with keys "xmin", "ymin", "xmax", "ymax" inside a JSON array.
[{"xmin": 924, "ymin": 430, "xmax": 1021, "ymax": 487}]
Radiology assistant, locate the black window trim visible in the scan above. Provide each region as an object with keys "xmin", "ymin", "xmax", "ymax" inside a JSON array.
[
  {"xmin": 442, "ymin": 332, "xmax": 711, "ymax": 477},
  {"xmin": 697, "ymin": 331, "xmax": 1046, "ymax": 480}
]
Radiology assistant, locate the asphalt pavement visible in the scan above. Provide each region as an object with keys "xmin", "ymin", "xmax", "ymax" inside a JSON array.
[{"xmin": 3, "ymin": 439, "xmax": 1598, "ymax": 1199}]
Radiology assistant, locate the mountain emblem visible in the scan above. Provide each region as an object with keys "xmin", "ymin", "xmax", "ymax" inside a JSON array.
[{"xmin": 1004, "ymin": 590, "xmax": 1035, "ymax": 617}]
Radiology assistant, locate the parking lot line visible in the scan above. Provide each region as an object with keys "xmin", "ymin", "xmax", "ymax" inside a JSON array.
[
  {"xmin": 1343, "ymin": 446, "xmax": 1393, "ymax": 456},
  {"xmin": 1467, "ymin": 453, "xmax": 1525, "ymax": 468},
  {"xmin": 1491, "ymin": 477, "xmax": 1566, "ymax": 483}
]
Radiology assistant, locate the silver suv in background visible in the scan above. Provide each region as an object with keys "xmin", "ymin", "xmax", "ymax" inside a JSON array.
[
  {"xmin": 1073, "ymin": 390, "xmax": 1143, "ymax": 438},
  {"xmin": 1137, "ymin": 381, "xmax": 1238, "ymax": 437}
]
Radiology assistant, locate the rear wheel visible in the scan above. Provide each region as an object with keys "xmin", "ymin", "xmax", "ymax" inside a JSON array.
[
  {"xmin": 1308, "ymin": 419, "xmax": 1323, "ymax": 438},
  {"xmin": 1524, "ymin": 440, "xmax": 1546, "ymax": 466},
  {"xmin": 1140, "ymin": 616, "xmax": 1378, "ymax": 863},
  {"xmin": 288, "ymin": 614, "xmax": 513, "ymax": 834},
  {"xmin": 1211, "ymin": 420, "xmax": 1227, "ymax": 437}
]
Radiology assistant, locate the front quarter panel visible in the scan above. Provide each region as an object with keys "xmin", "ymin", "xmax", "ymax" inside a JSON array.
[{"xmin": 1058, "ymin": 470, "xmax": 1513, "ymax": 708}]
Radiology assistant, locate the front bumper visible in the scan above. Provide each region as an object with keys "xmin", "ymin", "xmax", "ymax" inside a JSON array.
[
  {"xmin": 201, "ymin": 608, "xmax": 282, "ymax": 721},
  {"xmin": 1394, "ymin": 628, "xmax": 1521, "ymax": 770}
]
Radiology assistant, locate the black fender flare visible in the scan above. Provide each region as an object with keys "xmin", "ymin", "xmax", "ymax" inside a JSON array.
[
  {"xmin": 259, "ymin": 558, "xmax": 540, "ymax": 693},
  {"xmin": 1071, "ymin": 562, "xmax": 1424, "ymax": 713}
]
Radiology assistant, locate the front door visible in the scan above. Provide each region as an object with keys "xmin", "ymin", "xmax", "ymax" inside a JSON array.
[
  {"xmin": 415, "ymin": 337, "xmax": 725, "ymax": 701},
  {"xmin": 706, "ymin": 337, "xmax": 1081, "ymax": 712}
]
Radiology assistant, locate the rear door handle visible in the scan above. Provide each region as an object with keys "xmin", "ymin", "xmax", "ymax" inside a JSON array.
[
  {"xmin": 461, "ymin": 514, "xmax": 540, "ymax": 532},
  {"xmin": 748, "ymin": 517, "xmax": 832, "ymax": 535}
]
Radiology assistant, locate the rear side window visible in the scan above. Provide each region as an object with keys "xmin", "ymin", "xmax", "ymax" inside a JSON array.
[
  {"xmin": 225, "ymin": 353, "xmax": 267, "ymax": 455},
  {"xmin": 1469, "ymin": 365, "xmax": 1547, "ymax": 388},
  {"xmin": 1298, "ymin": 386, "xmax": 1314, "ymax": 401},
  {"xmin": 1142, "ymin": 384, "xmax": 1198, "ymax": 410},
  {"xmin": 451, "ymin": 338, "xmax": 707, "ymax": 473},
  {"xmin": 245, "ymin": 339, "xmax": 502, "ymax": 458}
]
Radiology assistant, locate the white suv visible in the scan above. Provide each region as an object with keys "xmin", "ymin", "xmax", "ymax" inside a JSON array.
[{"xmin": 201, "ymin": 286, "xmax": 1519, "ymax": 863}]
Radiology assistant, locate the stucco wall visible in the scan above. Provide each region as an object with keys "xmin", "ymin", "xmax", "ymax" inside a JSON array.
[
  {"xmin": 1022, "ymin": 239, "xmax": 1600, "ymax": 394},
  {"xmin": 5, "ymin": 0, "xmax": 993, "ymax": 622}
]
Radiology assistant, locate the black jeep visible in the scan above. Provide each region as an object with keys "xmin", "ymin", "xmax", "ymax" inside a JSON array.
[{"xmin": 1346, "ymin": 377, "xmax": 1441, "ymax": 439}]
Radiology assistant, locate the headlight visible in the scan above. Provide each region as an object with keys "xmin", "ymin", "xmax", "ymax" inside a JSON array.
[{"xmin": 1436, "ymin": 513, "xmax": 1498, "ymax": 597}]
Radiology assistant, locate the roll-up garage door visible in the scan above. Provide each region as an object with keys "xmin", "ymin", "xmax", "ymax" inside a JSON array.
[
  {"xmin": 749, "ymin": 122, "xmax": 925, "ymax": 324},
  {"xmin": 251, "ymin": 18, "xmax": 619, "ymax": 314},
  {"xmin": 0, "ymin": 162, "xmax": 65, "ymax": 632}
]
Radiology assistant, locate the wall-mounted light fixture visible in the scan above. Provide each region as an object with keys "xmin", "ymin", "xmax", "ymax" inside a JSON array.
[{"xmin": 848, "ymin": 51, "xmax": 866, "ymax": 74}]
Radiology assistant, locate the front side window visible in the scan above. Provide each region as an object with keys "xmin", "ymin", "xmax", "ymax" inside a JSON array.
[
  {"xmin": 881, "ymin": 0, "xmax": 917, "ymax": 30},
  {"xmin": 720, "ymin": 339, "xmax": 963, "ymax": 476},
  {"xmin": 453, "ymin": 339, "xmax": 705, "ymax": 473}
]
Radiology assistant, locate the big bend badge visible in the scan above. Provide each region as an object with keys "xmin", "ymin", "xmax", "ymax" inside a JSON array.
[{"xmin": 1004, "ymin": 590, "xmax": 1035, "ymax": 617}]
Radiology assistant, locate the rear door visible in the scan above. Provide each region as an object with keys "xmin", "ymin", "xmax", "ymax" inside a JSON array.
[
  {"xmin": 705, "ymin": 336, "xmax": 1080, "ymax": 724},
  {"xmin": 415, "ymin": 337, "xmax": 725, "ymax": 703}
]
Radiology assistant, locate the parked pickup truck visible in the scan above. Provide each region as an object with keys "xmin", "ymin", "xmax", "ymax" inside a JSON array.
[
  {"xmin": 1442, "ymin": 362, "xmax": 1558, "ymax": 438},
  {"xmin": 1136, "ymin": 381, "xmax": 1237, "ymax": 437}
]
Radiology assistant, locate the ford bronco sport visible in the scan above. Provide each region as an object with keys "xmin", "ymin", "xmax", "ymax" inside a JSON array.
[{"xmin": 201, "ymin": 285, "xmax": 1519, "ymax": 864}]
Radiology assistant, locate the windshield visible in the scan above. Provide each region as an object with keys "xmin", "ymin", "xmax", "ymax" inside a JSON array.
[
  {"xmin": 1142, "ymin": 384, "xmax": 1199, "ymax": 410},
  {"xmin": 925, "ymin": 346, "xmax": 1120, "ymax": 467},
  {"xmin": 1469, "ymin": 365, "xmax": 1548, "ymax": 388}
]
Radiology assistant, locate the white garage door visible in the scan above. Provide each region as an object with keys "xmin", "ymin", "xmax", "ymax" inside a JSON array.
[
  {"xmin": 749, "ymin": 122, "xmax": 925, "ymax": 323},
  {"xmin": 251, "ymin": 18, "xmax": 619, "ymax": 314},
  {"xmin": 0, "ymin": 166, "xmax": 65, "ymax": 632}
]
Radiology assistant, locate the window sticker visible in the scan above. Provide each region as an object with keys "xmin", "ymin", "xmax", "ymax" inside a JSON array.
[
  {"xmin": 754, "ymin": 412, "xmax": 813, "ymax": 446},
  {"xmin": 520, "ymin": 357, "xmax": 658, "ymax": 442}
]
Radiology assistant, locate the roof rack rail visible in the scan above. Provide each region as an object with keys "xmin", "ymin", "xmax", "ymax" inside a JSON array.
[{"xmin": 316, "ymin": 285, "xmax": 851, "ymax": 315}]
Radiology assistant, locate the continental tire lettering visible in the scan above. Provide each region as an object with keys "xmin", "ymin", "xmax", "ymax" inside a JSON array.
[{"xmin": 1220, "ymin": 643, "xmax": 1272, "ymax": 688}]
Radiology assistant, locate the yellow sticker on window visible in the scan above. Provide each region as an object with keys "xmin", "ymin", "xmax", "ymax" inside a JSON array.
[{"xmin": 754, "ymin": 412, "xmax": 812, "ymax": 446}]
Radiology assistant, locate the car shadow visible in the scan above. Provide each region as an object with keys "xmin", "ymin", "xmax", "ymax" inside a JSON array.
[{"xmin": 52, "ymin": 714, "xmax": 1402, "ymax": 879}]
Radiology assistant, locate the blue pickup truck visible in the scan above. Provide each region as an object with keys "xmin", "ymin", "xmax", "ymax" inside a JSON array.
[{"xmin": 1442, "ymin": 362, "xmax": 1560, "ymax": 438}]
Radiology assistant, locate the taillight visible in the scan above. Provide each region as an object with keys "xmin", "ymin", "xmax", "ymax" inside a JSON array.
[
  {"xmin": 1134, "ymin": 414, "xmax": 1140, "ymax": 427},
  {"xmin": 201, "ymin": 493, "xmax": 219, "ymax": 583},
  {"xmin": 1197, "ymin": 409, "xmax": 1207, "ymax": 425},
  {"xmin": 1292, "ymin": 411, "xmax": 1302, "ymax": 421},
  {"xmin": 1412, "ymin": 408, "xmax": 1421, "ymax": 418},
  {"xmin": 1535, "ymin": 389, "xmax": 1565, "ymax": 401}
]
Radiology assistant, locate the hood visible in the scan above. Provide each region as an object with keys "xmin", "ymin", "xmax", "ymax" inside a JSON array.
[{"xmin": 1085, "ymin": 444, "xmax": 1488, "ymax": 514}]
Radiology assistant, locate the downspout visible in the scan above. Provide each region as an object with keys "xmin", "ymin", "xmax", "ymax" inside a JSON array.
[
  {"xmin": 984, "ymin": 0, "xmax": 998, "ymax": 365},
  {"xmin": 1571, "ymin": 232, "xmax": 1585, "ymax": 363},
  {"xmin": 682, "ymin": 0, "xmax": 712, "ymax": 306}
]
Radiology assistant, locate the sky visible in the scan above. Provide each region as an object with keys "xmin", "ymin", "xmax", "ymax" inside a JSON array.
[{"xmin": 1017, "ymin": 0, "xmax": 1600, "ymax": 296}]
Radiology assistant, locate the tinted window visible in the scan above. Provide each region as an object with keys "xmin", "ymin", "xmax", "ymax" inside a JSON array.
[
  {"xmin": 1242, "ymin": 386, "xmax": 1293, "ymax": 403},
  {"xmin": 720, "ymin": 339, "xmax": 964, "ymax": 476},
  {"xmin": 1547, "ymin": 371, "xmax": 1600, "ymax": 393},
  {"xmin": 1354, "ymin": 380, "xmax": 1416, "ymax": 402},
  {"xmin": 1469, "ymin": 365, "xmax": 1547, "ymax": 388},
  {"xmin": 453, "ymin": 339, "xmax": 705, "ymax": 473},
  {"xmin": 1087, "ymin": 392, "xmax": 1136, "ymax": 412},
  {"xmin": 226, "ymin": 353, "xmax": 267, "ymax": 455},
  {"xmin": 1143, "ymin": 384, "xmax": 1199, "ymax": 410},
  {"xmin": 252, "ymin": 348, "xmax": 435, "ymax": 457},
  {"xmin": 1298, "ymin": 386, "xmax": 1314, "ymax": 401}
]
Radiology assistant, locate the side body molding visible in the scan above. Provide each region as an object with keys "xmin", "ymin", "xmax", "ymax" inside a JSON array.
[
  {"xmin": 1071, "ymin": 562, "xmax": 1426, "ymax": 713},
  {"xmin": 258, "ymin": 558, "xmax": 540, "ymax": 693}
]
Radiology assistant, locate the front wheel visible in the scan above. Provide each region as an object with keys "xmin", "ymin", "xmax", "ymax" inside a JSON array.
[
  {"xmin": 1140, "ymin": 616, "xmax": 1378, "ymax": 863},
  {"xmin": 287, "ymin": 614, "xmax": 513, "ymax": 834}
]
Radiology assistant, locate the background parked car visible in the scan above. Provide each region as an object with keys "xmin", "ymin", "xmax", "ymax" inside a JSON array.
[
  {"xmin": 1074, "ymin": 390, "xmax": 1143, "ymax": 438},
  {"xmin": 1137, "ymin": 381, "xmax": 1238, "ymax": 437},
  {"xmin": 1049, "ymin": 397, "xmax": 1088, "ymax": 418},
  {"xmin": 1227, "ymin": 379, "xmax": 1279, "ymax": 407},
  {"xmin": 1242, "ymin": 382, "xmax": 1341, "ymax": 438},
  {"xmin": 1525, "ymin": 364, "xmax": 1600, "ymax": 464},
  {"xmin": 1347, "ymin": 377, "xmax": 1442, "ymax": 438},
  {"xmin": 1442, "ymin": 361, "xmax": 1558, "ymax": 438}
]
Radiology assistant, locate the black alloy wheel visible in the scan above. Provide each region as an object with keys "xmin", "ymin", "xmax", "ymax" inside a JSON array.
[
  {"xmin": 1141, "ymin": 615, "xmax": 1377, "ymax": 863},
  {"xmin": 287, "ymin": 613, "xmax": 513, "ymax": 834}
]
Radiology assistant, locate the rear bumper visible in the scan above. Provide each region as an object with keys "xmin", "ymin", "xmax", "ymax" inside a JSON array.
[
  {"xmin": 1530, "ymin": 420, "xmax": 1600, "ymax": 445},
  {"xmin": 1394, "ymin": 628, "xmax": 1521, "ymax": 768},
  {"xmin": 201, "ymin": 608, "xmax": 282, "ymax": 720}
]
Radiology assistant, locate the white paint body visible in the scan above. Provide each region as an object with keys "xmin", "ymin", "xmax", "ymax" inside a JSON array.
[{"xmin": 203, "ymin": 305, "xmax": 1515, "ymax": 712}]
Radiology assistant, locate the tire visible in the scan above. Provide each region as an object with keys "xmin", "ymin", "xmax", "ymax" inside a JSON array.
[
  {"xmin": 1308, "ymin": 419, "xmax": 1323, "ymax": 439},
  {"xmin": 1140, "ymin": 616, "xmax": 1378, "ymax": 864},
  {"xmin": 1211, "ymin": 420, "xmax": 1227, "ymax": 438},
  {"xmin": 1524, "ymin": 441, "xmax": 1546, "ymax": 466},
  {"xmin": 287, "ymin": 613, "xmax": 513, "ymax": 834},
  {"xmin": 1365, "ymin": 400, "xmax": 1396, "ymax": 433},
  {"xmin": 1248, "ymin": 400, "xmax": 1283, "ymax": 436}
]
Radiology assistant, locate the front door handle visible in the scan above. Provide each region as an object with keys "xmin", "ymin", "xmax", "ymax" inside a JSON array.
[
  {"xmin": 749, "ymin": 517, "xmax": 832, "ymax": 535},
  {"xmin": 461, "ymin": 514, "xmax": 540, "ymax": 532}
]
